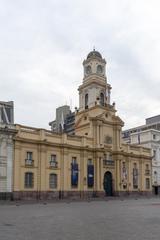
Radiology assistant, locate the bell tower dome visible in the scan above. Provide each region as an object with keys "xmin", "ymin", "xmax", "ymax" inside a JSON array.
[
  {"xmin": 84, "ymin": 49, "xmax": 105, "ymax": 79},
  {"xmin": 78, "ymin": 49, "xmax": 111, "ymax": 111}
]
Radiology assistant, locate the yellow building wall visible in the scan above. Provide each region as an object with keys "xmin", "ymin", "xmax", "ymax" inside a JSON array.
[{"xmin": 13, "ymin": 124, "xmax": 152, "ymax": 200}]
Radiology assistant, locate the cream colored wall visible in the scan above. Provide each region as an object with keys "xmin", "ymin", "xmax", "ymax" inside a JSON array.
[
  {"xmin": 14, "ymin": 142, "xmax": 38, "ymax": 191},
  {"xmin": 14, "ymin": 124, "xmax": 152, "ymax": 194},
  {"xmin": 14, "ymin": 127, "xmax": 95, "ymax": 193}
]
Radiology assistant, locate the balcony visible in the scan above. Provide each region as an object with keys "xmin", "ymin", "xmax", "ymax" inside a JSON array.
[
  {"xmin": 145, "ymin": 170, "xmax": 150, "ymax": 175},
  {"xmin": 25, "ymin": 159, "xmax": 34, "ymax": 167},
  {"xmin": 50, "ymin": 161, "xmax": 58, "ymax": 168},
  {"xmin": 103, "ymin": 159, "xmax": 114, "ymax": 166}
]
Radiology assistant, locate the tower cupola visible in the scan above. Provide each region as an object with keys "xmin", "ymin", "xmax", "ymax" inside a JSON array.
[
  {"xmin": 87, "ymin": 50, "xmax": 102, "ymax": 59},
  {"xmin": 78, "ymin": 49, "xmax": 111, "ymax": 111},
  {"xmin": 83, "ymin": 49, "xmax": 106, "ymax": 81}
]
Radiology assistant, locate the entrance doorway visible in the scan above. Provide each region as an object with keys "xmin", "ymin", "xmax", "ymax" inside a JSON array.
[
  {"xmin": 154, "ymin": 186, "xmax": 158, "ymax": 195},
  {"xmin": 103, "ymin": 171, "xmax": 113, "ymax": 196}
]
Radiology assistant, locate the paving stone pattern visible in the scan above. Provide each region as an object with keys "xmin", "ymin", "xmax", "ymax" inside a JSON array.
[{"xmin": 0, "ymin": 198, "xmax": 160, "ymax": 240}]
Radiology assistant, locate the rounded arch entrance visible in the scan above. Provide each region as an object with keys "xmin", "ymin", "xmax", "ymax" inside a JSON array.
[{"xmin": 103, "ymin": 171, "xmax": 113, "ymax": 196}]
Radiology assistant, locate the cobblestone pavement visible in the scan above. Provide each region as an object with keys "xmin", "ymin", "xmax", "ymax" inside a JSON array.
[{"xmin": 0, "ymin": 198, "xmax": 160, "ymax": 240}]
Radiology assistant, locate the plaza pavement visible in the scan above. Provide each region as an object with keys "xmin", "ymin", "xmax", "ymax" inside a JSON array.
[{"xmin": 0, "ymin": 198, "xmax": 160, "ymax": 240}]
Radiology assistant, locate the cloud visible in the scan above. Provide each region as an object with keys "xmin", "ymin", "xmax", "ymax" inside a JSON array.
[{"xmin": 0, "ymin": 0, "xmax": 160, "ymax": 129}]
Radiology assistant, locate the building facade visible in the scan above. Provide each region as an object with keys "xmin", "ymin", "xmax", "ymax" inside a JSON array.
[
  {"xmin": 122, "ymin": 115, "xmax": 160, "ymax": 143},
  {"xmin": 123, "ymin": 116, "xmax": 160, "ymax": 195},
  {"xmin": 13, "ymin": 50, "xmax": 152, "ymax": 200},
  {"xmin": 0, "ymin": 101, "xmax": 17, "ymax": 200}
]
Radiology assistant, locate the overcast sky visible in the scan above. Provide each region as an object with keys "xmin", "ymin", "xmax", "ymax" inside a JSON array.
[{"xmin": 0, "ymin": 0, "xmax": 160, "ymax": 130}]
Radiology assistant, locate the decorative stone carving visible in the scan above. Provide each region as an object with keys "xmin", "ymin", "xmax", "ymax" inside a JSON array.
[{"xmin": 104, "ymin": 135, "xmax": 112, "ymax": 144}]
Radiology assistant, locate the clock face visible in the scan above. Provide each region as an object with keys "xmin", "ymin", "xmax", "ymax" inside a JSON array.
[
  {"xmin": 97, "ymin": 65, "xmax": 103, "ymax": 74},
  {"xmin": 85, "ymin": 65, "xmax": 92, "ymax": 74}
]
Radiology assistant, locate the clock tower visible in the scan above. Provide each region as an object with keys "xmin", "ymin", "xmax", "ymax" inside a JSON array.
[
  {"xmin": 79, "ymin": 49, "xmax": 111, "ymax": 111},
  {"xmin": 75, "ymin": 50, "xmax": 124, "ymax": 150}
]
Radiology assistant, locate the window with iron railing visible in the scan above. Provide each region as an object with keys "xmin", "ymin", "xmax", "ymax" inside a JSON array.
[
  {"xmin": 88, "ymin": 159, "xmax": 92, "ymax": 165},
  {"xmin": 72, "ymin": 157, "xmax": 77, "ymax": 164},
  {"xmin": 145, "ymin": 169, "xmax": 150, "ymax": 175},
  {"xmin": 103, "ymin": 160, "xmax": 114, "ymax": 166},
  {"xmin": 103, "ymin": 154, "xmax": 114, "ymax": 166},
  {"xmin": 50, "ymin": 154, "xmax": 58, "ymax": 168},
  {"xmin": 145, "ymin": 164, "xmax": 150, "ymax": 175},
  {"xmin": 25, "ymin": 152, "xmax": 34, "ymax": 166}
]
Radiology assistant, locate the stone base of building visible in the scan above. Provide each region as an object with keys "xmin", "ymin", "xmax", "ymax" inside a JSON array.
[
  {"xmin": 12, "ymin": 190, "xmax": 152, "ymax": 201},
  {"xmin": 115, "ymin": 191, "xmax": 153, "ymax": 197},
  {"xmin": 62, "ymin": 190, "xmax": 106, "ymax": 199},
  {"xmin": 13, "ymin": 191, "xmax": 105, "ymax": 201},
  {"xmin": 0, "ymin": 192, "xmax": 13, "ymax": 200},
  {"xmin": 13, "ymin": 191, "xmax": 59, "ymax": 201}
]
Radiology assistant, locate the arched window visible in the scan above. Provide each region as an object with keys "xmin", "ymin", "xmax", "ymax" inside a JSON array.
[
  {"xmin": 100, "ymin": 92, "xmax": 104, "ymax": 106},
  {"xmin": 25, "ymin": 172, "xmax": 34, "ymax": 188},
  {"xmin": 97, "ymin": 65, "xmax": 103, "ymax": 74},
  {"xmin": 85, "ymin": 93, "xmax": 88, "ymax": 109},
  {"xmin": 49, "ymin": 174, "xmax": 57, "ymax": 189},
  {"xmin": 85, "ymin": 65, "xmax": 92, "ymax": 75}
]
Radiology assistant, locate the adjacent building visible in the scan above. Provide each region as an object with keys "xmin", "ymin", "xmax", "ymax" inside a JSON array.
[
  {"xmin": 49, "ymin": 105, "xmax": 75, "ymax": 135},
  {"xmin": 123, "ymin": 115, "xmax": 160, "ymax": 195},
  {"xmin": 13, "ymin": 50, "xmax": 152, "ymax": 200},
  {"xmin": 0, "ymin": 101, "xmax": 17, "ymax": 200},
  {"xmin": 122, "ymin": 115, "xmax": 160, "ymax": 143}
]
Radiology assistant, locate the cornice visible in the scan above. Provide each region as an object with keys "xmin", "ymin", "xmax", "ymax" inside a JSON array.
[
  {"xmin": 76, "ymin": 104, "xmax": 116, "ymax": 116},
  {"xmin": 14, "ymin": 137, "xmax": 94, "ymax": 152},
  {"xmin": 112, "ymin": 150, "xmax": 152, "ymax": 160},
  {"xmin": 78, "ymin": 78, "xmax": 106, "ymax": 91}
]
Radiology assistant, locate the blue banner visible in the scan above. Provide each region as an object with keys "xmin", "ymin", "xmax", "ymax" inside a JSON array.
[
  {"xmin": 71, "ymin": 163, "xmax": 78, "ymax": 186},
  {"xmin": 87, "ymin": 165, "xmax": 94, "ymax": 187}
]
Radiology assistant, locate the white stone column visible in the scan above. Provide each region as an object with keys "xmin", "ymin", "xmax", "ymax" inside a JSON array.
[
  {"xmin": 6, "ymin": 138, "xmax": 13, "ymax": 192},
  {"xmin": 0, "ymin": 137, "xmax": 7, "ymax": 192}
]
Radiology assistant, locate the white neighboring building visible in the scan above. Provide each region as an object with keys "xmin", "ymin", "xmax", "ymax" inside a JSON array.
[
  {"xmin": 122, "ymin": 115, "xmax": 160, "ymax": 195},
  {"xmin": 0, "ymin": 101, "xmax": 17, "ymax": 200}
]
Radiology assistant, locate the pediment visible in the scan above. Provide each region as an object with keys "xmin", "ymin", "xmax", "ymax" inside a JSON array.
[
  {"xmin": 94, "ymin": 111, "xmax": 113, "ymax": 122},
  {"xmin": 94, "ymin": 111, "xmax": 124, "ymax": 125},
  {"xmin": 75, "ymin": 113, "xmax": 89, "ymax": 128}
]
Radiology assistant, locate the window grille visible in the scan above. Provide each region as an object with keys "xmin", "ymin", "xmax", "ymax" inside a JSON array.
[{"xmin": 49, "ymin": 174, "xmax": 57, "ymax": 189}]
